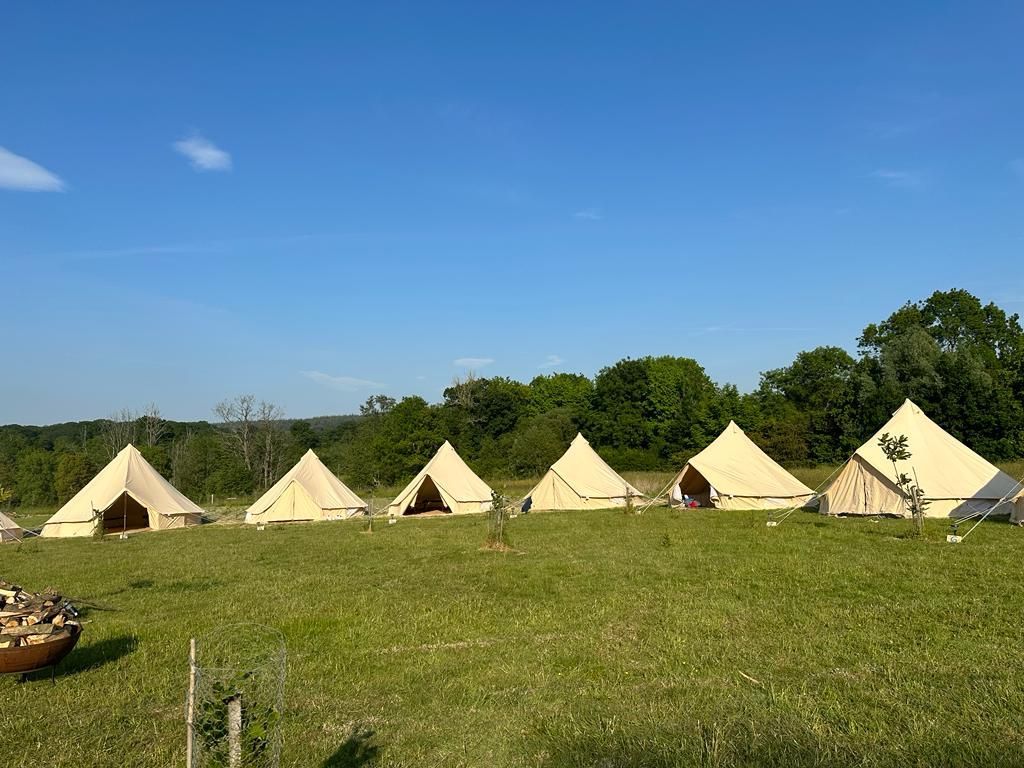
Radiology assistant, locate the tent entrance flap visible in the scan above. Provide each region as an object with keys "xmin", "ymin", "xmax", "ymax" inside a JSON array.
[
  {"xmin": 102, "ymin": 492, "xmax": 150, "ymax": 533},
  {"xmin": 675, "ymin": 467, "xmax": 712, "ymax": 507},
  {"xmin": 405, "ymin": 476, "xmax": 450, "ymax": 515}
]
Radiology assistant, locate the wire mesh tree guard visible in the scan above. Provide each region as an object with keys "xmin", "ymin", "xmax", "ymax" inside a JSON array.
[{"xmin": 187, "ymin": 624, "xmax": 287, "ymax": 768}]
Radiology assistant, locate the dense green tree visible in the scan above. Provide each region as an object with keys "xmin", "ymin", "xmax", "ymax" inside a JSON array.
[
  {"xmin": 15, "ymin": 449, "xmax": 56, "ymax": 506},
  {"xmin": 507, "ymin": 409, "xmax": 578, "ymax": 477},
  {"xmin": 442, "ymin": 376, "xmax": 530, "ymax": 451},
  {"xmin": 758, "ymin": 346, "xmax": 860, "ymax": 462},
  {"xmin": 589, "ymin": 358, "xmax": 653, "ymax": 450},
  {"xmin": 138, "ymin": 444, "xmax": 171, "ymax": 476},
  {"xmin": 527, "ymin": 373, "xmax": 593, "ymax": 417},
  {"xmin": 354, "ymin": 396, "xmax": 445, "ymax": 486},
  {"xmin": 289, "ymin": 420, "xmax": 320, "ymax": 451},
  {"xmin": 860, "ymin": 289, "xmax": 1024, "ymax": 361},
  {"xmin": 53, "ymin": 451, "xmax": 93, "ymax": 504},
  {"xmin": 359, "ymin": 395, "xmax": 396, "ymax": 417},
  {"xmin": 0, "ymin": 430, "xmax": 29, "ymax": 494}
]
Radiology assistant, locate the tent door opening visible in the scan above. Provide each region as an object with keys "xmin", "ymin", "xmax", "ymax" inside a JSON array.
[
  {"xmin": 102, "ymin": 492, "xmax": 150, "ymax": 533},
  {"xmin": 405, "ymin": 476, "xmax": 450, "ymax": 515},
  {"xmin": 675, "ymin": 469, "xmax": 713, "ymax": 508}
]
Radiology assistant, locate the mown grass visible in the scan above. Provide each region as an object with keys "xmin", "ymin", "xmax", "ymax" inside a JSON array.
[{"xmin": 3, "ymin": 501, "xmax": 1024, "ymax": 767}]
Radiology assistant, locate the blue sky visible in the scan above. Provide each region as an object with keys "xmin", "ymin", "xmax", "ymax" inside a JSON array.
[{"xmin": 2, "ymin": 2, "xmax": 1023, "ymax": 424}]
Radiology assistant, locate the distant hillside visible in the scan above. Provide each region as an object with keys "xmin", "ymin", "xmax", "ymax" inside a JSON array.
[
  {"xmin": 0, "ymin": 414, "xmax": 361, "ymax": 434},
  {"xmin": 275, "ymin": 415, "xmax": 362, "ymax": 432}
]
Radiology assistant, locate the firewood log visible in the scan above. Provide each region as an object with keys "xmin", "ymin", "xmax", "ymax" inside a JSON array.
[{"xmin": 0, "ymin": 623, "xmax": 59, "ymax": 637}]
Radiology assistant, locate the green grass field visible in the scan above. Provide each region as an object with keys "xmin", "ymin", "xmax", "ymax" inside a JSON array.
[{"xmin": 4, "ymin": 487, "xmax": 1024, "ymax": 767}]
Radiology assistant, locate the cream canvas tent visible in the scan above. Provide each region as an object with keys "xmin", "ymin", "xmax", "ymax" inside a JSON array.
[
  {"xmin": 41, "ymin": 444, "xmax": 204, "ymax": 537},
  {"xmin": 387, "ymin": 441, "xmax": 493, "ymax": 516},
  {"xmin": 0, "ymin": 510, "xmax": 23, "ymax": 542},
  {"xmin": 820, "ymin": 399, "xmax": 1020, "ymax": 518},
  {"xmin": 524, "ymin": 433, "xmax": 643, "ymax": 511},
  {"xmin": 245, "ymin": 449, "xmax": 367, "ymax": 524},
  {"xmin": 669, "ymin": 421, "xmax": 814, "ymax": 510}
]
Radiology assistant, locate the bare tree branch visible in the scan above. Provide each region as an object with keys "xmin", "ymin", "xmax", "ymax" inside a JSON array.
[
  {"xmin": 102, "ymin": 408, "xmax": 138, "ymax": 458},
  {"xmin": 215, "ymin": 394, "xmax": 257, "ymax": 472},
  {"xmin": 142, "ymin": 402, "xmax": 167, "ymax": 447}
]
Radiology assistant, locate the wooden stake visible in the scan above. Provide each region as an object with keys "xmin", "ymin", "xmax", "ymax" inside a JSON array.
[
  {"xmin": 186, "ymin": 638, "xmax": 196, "ymax": 768},
  {"xmin": 227, "ymin": 694, "xmax": 242, "ymax": 768}
]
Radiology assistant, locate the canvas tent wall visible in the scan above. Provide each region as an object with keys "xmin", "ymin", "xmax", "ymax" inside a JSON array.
[
  {"xmin": 387, "ymin": 441, "xmax": 493, "ymax": 516},
  {"xmin": 41, "ymin": 444, "xmax": 204, "ymax": 537},
  {"xmin": 0, "ymin": 511, "xmax": 23, "ymax": 542},
  {"xmin": 820, "ymin": 399, "xmax": 1020, "ymax": 518},
  {"xmin": 524, "ymin": 433, "xmax": 643, "ymax": 511},
  {"xmin": 669, "ymin": 421, "xmax": 814, "ymax": 510},
  {"xmin": 245, "ymin": 449, "xmax": 367, "ymax": 524}
]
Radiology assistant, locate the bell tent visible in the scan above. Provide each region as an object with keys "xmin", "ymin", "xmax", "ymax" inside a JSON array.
[
  {"xmin": 0, "ymin": 510, "xmax": 23, "ymax": 542},
  {"xmin": 387, "ymin": 441, "xmax": 493, "ymax": 516},
  {"xmin": 669, "ymin": 421, "xmax": 814, "ymax": 510},
  {"xmin": 245, "ymin": 449, "xmax": 367, "ymax": 524},
  {"xmin": 524, "ymin": 433, "xmax": 643, "ymax": 511},
  {"xmin": 820, "ymin": 399, "xmax": 1020, "ymax": 518},
  {"xmin": 41, "ymin": 444, "xmax": 204, "ymax": 537}
]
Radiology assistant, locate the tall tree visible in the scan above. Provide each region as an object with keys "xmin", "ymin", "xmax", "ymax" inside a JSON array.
[
  {"xmin": 15, "ymin": 449, "xmax": 56, "ymax": 506},
  {"xmin": 214, "ymin": 395, "xmax": 258, "ymax": 473},
  {"xmin": 142, "ymin": 402, "xmax": 167, "ymax": 447},
  {"xmin": 256, "ymin": 400, "xmax": 285, "ymax": 490},
  {"xmin": 527, "ymin": 373, "xmax": 593, "ymax": 417},
  {"xmin": 102, "ymin": 408, "xmax": 138, "ymax": 458},
  {"xmin": 759, "ymin": 346, "xmax": 858, "ymax": 462},
  {"xmin": 54, "ymin": 451, "xmax": 93, "ymax": 504}
]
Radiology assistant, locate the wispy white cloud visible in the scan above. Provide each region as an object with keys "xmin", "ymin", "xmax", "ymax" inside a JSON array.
[
  {"xmin": 573, "ymin": 208, "xmax": 602, "ymax": 220},
  {"xmin": 1011, "ymin": 158, "xmax": 1024, "ymax": 179},
  {"xmin": 454, "ymin": 357, "xmax": 494, "ymax": 368},
  {"xmin": 868, "ymin": 169, "xmax": 922, "ymax": 188},
  {"xmin": 173, "ymin": 133, "xmax": 232, "ymax": 172},
  {"xmin": 538, "ymin": 354, "xmax": 564, "ymax": 369},
  {"xmin": 301, "ymin": 371, "xmax": 382, "ymax": 391},
  {"xmin": 0, "ymin": 146, "xmax": 66, "ymax": 191}
]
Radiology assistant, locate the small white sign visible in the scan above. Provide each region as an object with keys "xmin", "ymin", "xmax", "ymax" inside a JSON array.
[
  {"xmin": 946, "ymin": 535, "xmax": 962, "ymax": 544},
  {"xmin": 766, "ymin": 521, "xmax": 779, "ymax": 528},
  {"xmin": 388, "ymin": 518, "xmax": 397, "ymax": 525}
]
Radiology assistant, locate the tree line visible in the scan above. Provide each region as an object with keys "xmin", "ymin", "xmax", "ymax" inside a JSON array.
[{"xmin": 2, "ymin": 289, "xmax": 1022, "ymax": 508}]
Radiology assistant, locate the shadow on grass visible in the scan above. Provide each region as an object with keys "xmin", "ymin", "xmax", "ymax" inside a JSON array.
[
  {"xmin": 36, "ymin": 634, "xmax": 139, "ymax": 680},
  {"xmin": 527, "ymin": 714, "xmax": 1024, "ymax": 767},
  {"xmin": 323, "ymin": 725, "xmax": 380, "ymax": 767},
  {"xmin": 531, "ymin": 725, "xmax": 853, "ymax": 768}
]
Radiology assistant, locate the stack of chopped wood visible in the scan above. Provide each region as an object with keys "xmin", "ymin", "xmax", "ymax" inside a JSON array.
[{"xmin": 0, "ymin": 580, "xmax": 80, "ymax": 649}]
